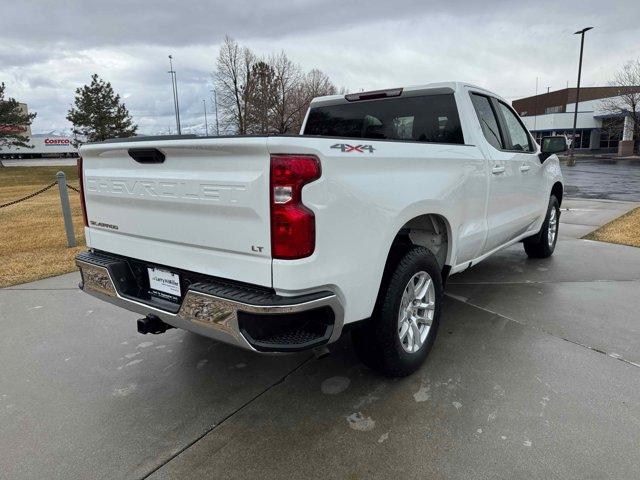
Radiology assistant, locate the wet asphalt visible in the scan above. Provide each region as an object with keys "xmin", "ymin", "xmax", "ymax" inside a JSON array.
[
  {"xmin": 1, "ymin": 197, "xmax": 639, "ymax": 480},
  {"xmin": 561, "ymin": 157, "xmax": 640, "ymax": 202}
]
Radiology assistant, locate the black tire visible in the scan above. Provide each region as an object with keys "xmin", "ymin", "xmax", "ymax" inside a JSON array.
[
  {"xmin": 524, "ymin": 195, "xmax": 560, "ymax": 258},
  {"xmin": 351, "ymin": 246, "xmax": 443, "ymax": 377}
]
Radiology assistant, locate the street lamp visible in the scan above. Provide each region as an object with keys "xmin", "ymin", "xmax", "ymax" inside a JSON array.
[
  {"xmin": 202, "ymin": 99, "xmax": 209, "ymax": 136},
  {"xmin": 567, "ymin": 26, "xmax": 593, "ymax": 166},
  {"xmin": 168, "ymin": 55, "xmax": 182, "ymax": 135},
  {"xmin": 210, "ymin": 88, "xmax": 220, "ymax": 136}
]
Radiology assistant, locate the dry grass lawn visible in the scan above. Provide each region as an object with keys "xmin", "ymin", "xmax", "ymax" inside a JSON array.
[
  {"xmin": 0, "ymin": 166, "xmax": 85, "ymax": 287},
  {"xmin": 583, "ymin": 207, "xmax": 640, "ymax": 248}
]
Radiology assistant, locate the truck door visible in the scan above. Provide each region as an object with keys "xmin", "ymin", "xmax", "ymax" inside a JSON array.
[
  {"xmin": 493, "ymin": 100, "xmax": 547, "ymax": 231},
  {"xmin": 469, "ymin": 92, "xmax": 529, "ymax": 253}
]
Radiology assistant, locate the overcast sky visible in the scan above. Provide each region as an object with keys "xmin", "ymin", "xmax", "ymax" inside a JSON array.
[{"xmin": 1, "ymin": 0, "xmax": 638, "ymax": 135}]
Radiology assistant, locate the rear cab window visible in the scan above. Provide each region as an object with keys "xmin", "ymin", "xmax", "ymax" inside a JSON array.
[{"xmin": 303, "ymin": 94, "xmax": 465, "ymax": 145}]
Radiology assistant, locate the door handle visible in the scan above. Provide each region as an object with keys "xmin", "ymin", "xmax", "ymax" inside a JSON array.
[
  {"xmin": 128, "ymin": 148, "xmax": 165, "ymax": 164},
  {"xmin": 491, "ymin": 165, "xmax": 506, "ymax": 174},
  {"xmin": 520, "ymin": 164, "xmax": 531, "ymax": 172}
]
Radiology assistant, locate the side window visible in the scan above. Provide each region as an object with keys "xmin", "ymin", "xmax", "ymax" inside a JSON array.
[
  {"xmin": 470, "ymin": 93, "xmax": 503, "ymax": 150},
  {"xmin": 497, "ymin": 102, "xmax": 533, "ymax": 152}
]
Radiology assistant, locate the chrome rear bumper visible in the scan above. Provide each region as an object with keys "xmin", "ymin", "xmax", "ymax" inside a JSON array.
[{"xmin": 76, "ymin": 251, "xmax": 343, "ymax": 352}]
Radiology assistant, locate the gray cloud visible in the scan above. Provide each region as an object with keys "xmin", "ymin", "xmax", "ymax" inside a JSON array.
[{"xmin": 3, "ymin": 0, "xmax": 519, "ymax": 48}]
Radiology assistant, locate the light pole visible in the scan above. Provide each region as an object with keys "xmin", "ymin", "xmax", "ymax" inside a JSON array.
[
  {"xmin": 203, "ymin": 99, "xmax": 209, "ymax": 136},
  {"xmin": 534, "ymin": 76, "xmax": 538, "ymax": 132},
  {"xmin": 168, "ymin": 55, "xmax": 182, "ymax": 135},
  {"xmin": 567, "ymin": 26, "xmax": 593, "ymax": 166},
  {"xmin": 210, "ymin": 88, "xmax": 220, "ymax": 136}
]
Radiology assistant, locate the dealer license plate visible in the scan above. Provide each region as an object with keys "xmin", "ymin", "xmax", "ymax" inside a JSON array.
[{"xmin": 147, "ymin": 267, "xmax": 181, "ymax": 298}]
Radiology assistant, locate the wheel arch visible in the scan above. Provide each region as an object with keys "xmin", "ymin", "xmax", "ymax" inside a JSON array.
[
  {"xmin": 376, "ymin": 213, "xmax": 453, "ymax": 305},
  {"xmin": 551, "ymin": 181, "xmax": 563, "ymax": 206}
]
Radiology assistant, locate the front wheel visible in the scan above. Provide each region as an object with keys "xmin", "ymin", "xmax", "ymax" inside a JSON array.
[
  {"xmin": 524, "ymin": 195, "xmax": 560, "ymax": 258},
  {"xmin": 351, "ymin": 246, "xmax": 443, "ymax": 377}
]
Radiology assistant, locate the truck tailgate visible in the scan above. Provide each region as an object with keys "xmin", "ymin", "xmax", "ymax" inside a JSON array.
[{"xmin": 80, "ymin": 137, "xmax": 272, "ymax": 287}]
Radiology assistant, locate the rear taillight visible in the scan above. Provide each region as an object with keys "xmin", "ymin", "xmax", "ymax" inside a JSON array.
[
  {"xmin": 77, "ymin": 156, "xmax": 88, "ymax": 227},
  {"xmin": 270, "ymin": 154, "xmax": 321, "ymax": 259}
]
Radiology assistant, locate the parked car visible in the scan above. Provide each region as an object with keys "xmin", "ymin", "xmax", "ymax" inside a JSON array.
[{"xmin": 75, "ymin": 82, "xmax": 565, "ymax": 376}]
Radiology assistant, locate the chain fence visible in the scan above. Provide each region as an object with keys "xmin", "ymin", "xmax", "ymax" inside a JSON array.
[
  {"xmin": 1, "ymin": 173, "xmax": 81, "ymax": 247},
  {"xmin": 0, "ymin": 181, "xmax": 80, "ymax": 209}
]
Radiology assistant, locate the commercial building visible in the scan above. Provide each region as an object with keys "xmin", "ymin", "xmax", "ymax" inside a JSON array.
[
  {"xmin": 512, "ymin": 86, "xmax": 640, "ymax": 156},
  {"xmin": 0, "ymin": 134, "xmax": 78, "ymax": 159},
  {"xmin": 0, "ymin": 101, "xmax": 78, "ymax": 159}
]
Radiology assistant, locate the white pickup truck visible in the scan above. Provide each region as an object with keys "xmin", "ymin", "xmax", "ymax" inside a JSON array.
[{"xmin": 76, "ymin": 82, "xmax": 565, "ymax": 376}]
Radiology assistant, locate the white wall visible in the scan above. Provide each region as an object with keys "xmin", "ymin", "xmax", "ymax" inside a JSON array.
[
  {"xmin": 0, "ymin": 135, "xmax": 77, "ymax": 155},
  {"xmin": 522, "ymin": 111, "xmax": 600, "ymax": 131},
  {"xmin": 521, "ymin": 97, "xmax": 615, "ymax": 132}
]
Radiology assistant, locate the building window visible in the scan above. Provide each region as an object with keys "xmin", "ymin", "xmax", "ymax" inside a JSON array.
[
  {"xmin": 544, "ymin": 105, "xmax": 563, "ymax": 114},
  {"xmin": 534, "ymin": 129, "xmax": 592, "ymax": 149},
  {"xmin": 544, "ymin": 105, "xmax": 562, "ymax": 113},
  {"xmin": 534, "ymin": 132, "xmax": 542, "ymax": 144},
  {"xmin": 600, "ymin": 130, "xmax": 621, "ymax": 149},
  {"xmin": 567, "ymin": 129, "xmax": 592, "ymax": 149},
  {"xmin": 599, "ymin": 118, "xmax": 623, "ymax": 149}
]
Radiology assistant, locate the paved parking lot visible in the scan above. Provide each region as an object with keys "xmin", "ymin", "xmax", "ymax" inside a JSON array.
[
  {"xmin": 561, "ymin": 157, "xmax": 640, "ymax": 202},
  {"xmin": 1, "ymin": 198, "xmax": 639, "ymax": 480}
]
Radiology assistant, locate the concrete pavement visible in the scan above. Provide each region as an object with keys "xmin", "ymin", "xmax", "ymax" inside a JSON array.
[{"xmin": 1, "ymin": 198, "xmax": 639, "ymax": 479}]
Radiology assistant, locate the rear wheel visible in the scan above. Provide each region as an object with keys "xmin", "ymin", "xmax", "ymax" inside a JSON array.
[
  {"xmin": 524, "ymin": 195, "xmax": 560, "ymax": 258},
  {"xmin": 352, "ymin": 246, "xmax": 443, "ymax": 377}
]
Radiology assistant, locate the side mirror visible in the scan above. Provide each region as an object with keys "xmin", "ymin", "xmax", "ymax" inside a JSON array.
[{"xmin": 539, "ymin": 136, "xmax": 567, "ymax": 162}]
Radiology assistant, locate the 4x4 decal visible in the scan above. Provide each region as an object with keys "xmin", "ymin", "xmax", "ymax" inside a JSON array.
[{"xmin": 331, "ymin": 143, "xmax": 375, "ymax": 153}]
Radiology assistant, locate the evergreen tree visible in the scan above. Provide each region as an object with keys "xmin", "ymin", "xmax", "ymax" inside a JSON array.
[
  {"xmin": 246, "ymin": 61, "xmax": 277, "ymax": 134},
  {"xmin": 66, "ymin": 74, "xmax": 137, "ymax": 146},
  {"xmin": 0, "ymin": 82, "xmax": 37, "ymax": 149}
]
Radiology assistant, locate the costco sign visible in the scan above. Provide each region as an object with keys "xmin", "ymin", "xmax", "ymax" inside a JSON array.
[{"xmin": 45, "ymin": 138, "xmax": 71, "ymax": 146}]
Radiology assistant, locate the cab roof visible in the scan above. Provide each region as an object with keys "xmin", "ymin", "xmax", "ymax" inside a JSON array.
[{"xmin": 310, "ymin": 81, "xmax": 505, "ymax": 108}]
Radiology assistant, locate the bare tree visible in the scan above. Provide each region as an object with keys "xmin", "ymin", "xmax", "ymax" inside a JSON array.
[
  {"xmin": 270, "ymin": 52, "xmax": 304, "ymax": 134},
  {"xmin": 601, "ymin": 59, "xmax": 640, "ymax": 153},
  {"xmin": 303, "ymin": 69, "xmax": 337, "ymax": 100},
  {"xmin": 214, "ymin": 36, "xmax": 256, "ymax": 134},
  {"xmin": 214, "ymin": 37, "xmax": 338, "ymax": 135},
  {"xmin": 291, "ymin": 69, "xmax": 337, "ymax": 132}
]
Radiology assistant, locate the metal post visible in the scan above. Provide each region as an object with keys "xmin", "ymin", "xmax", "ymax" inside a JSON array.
[
  {"xmin": 56, "ymin": 171, "xmax": 76, "ymax": 247},
  {"xmin": 533, "ymin": 76, "xmax": 538, "ymax": 132},
  {"xmin": 203, "ymin": 99, "xmax": 209, "ymax": 136},
  {"xmin": 168, "ymin": 56, "xmax": 178, "ymax": 133},
  {"xmin": 568, "ymin": 27, "xmax": 593, "ymax": 166},
  {"xmin": 168, "ymin": 55, "xmax": 182, "ymax": 135},
  {"xmin": 173, "ymin": 71, "xmax": 182, "ymax": 135},
  {"xmin": 211, "ymin": 88, "xmax": 220, "ymax": 135}
]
